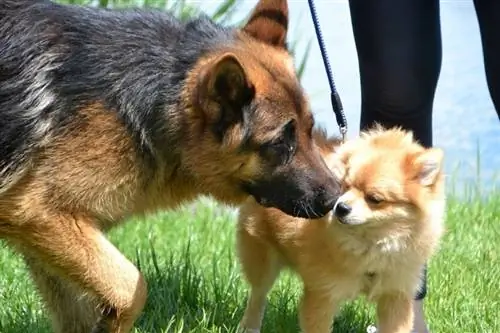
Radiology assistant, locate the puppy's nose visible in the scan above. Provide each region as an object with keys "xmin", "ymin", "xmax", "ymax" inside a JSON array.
[{"xmin": 334, "ymin": 202, "xmax": 352, "ymax": 218}]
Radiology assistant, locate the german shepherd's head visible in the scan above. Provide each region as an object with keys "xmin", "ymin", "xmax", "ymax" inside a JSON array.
[{"xmin": 182, "ymin": 0, "xmax": 341, "ymax": 219}]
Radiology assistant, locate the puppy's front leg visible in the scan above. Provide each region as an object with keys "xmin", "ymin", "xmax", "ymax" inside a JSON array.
[
  {"xmin": 237, "ymin": 226, "xmax": 281, "ymax": 333},
  {"xmin": 376, "ymin": 292, "xmax": 414, "ymax": 333},
  {"xmin": 299, "ymin": 287, "xmax": 337, "ymax": 333}
]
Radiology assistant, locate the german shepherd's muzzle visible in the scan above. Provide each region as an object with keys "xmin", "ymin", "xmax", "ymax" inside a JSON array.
[{"xmin": 241, "ymin": 119, "xmax": 340, "ymax": 219}]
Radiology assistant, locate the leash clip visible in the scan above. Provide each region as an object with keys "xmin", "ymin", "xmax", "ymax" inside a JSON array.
[{"xmin": 340, "ymin": 125, "xmax": 347, "ymax": 143}]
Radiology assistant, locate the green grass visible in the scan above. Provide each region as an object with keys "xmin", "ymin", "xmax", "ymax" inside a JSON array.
[{"xmin": 0, "ymin": 188, "xmax": 499, "ymax": 333}]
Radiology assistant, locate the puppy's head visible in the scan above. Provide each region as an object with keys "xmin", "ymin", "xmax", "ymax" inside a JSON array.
[
  {"xmin": 331, "ymin": 126, "xmax": 445, "ymax": 227},
  {"xmin": 182, "ymin": 0, "xmax": 341, "ymax": 219}
]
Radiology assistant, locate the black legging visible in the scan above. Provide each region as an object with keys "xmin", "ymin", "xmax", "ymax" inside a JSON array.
[{"xmin": 348, "ymin": 0, "xmax": 500, "ymax": 300}]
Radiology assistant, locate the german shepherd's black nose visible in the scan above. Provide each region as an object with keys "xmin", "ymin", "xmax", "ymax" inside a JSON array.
[{"xmin": 244, "ymin": 176, "xmax": 341, "ymax": 219}]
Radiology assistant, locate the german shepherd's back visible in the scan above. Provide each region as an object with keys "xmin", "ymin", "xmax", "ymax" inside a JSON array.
[{"xmin": 0, "ymin": 0, "xmax": 237, "ymax": 191}]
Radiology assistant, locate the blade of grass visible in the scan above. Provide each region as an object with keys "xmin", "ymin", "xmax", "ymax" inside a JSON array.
[
  {"xmin": 296, "ymin": 39, "xmax": 312, "ymax": 80},
  {"xmin": 211, "ymin": 0, "xmax": 239, "ymax": 24}
]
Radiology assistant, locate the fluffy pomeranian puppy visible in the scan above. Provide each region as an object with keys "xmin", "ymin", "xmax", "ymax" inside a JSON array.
[{"xmin": 237, "ymin": 126, "xmax": 446, "ymax": 333}]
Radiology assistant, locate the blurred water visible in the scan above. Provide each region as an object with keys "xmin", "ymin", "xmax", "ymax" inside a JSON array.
[{"xmin": 198, "ymin": 0, "xmax": 500, "ymax": 190}]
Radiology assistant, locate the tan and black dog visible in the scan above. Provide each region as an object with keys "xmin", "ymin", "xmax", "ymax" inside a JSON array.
[{"xmin": 0, "ymin": 0, "xmax": 341, "ymax": 332}]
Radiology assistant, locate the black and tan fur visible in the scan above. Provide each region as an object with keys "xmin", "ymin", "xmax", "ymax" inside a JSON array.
[{"xmin": 0, "ymin": 0, "xmax": 341, "ymax": 332}]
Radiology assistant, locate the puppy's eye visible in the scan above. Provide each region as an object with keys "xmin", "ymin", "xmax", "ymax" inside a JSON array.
[{"xmin": 365, "ymin": 194, "xmax": 384, "ymax": 205}]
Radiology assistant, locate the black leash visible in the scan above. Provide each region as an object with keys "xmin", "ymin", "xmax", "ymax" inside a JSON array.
[{"xmin": 307, "ymin": 0, "xmax": 348, "ymax": 141}]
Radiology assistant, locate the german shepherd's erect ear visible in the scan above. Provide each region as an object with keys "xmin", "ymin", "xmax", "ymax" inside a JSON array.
[
  {"xmin": 196, "ymin": 53, "xmax": 255, "ymax": 139},
  {"xmin": 243, "ymin": 0, "xmax": 288, "ymax": 48}
]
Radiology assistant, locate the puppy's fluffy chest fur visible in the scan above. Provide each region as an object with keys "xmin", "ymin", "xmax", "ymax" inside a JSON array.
[
  {"xmin": 279, "ymin": 215, "xmax": 426, "ymax": 301},
  {"xmin": 329, "ymin": 226, "xmax": 418, "ymax": 300}
]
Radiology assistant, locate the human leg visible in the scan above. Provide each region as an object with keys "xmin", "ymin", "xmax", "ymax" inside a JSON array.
[
  {"xmin": 474, "ymin": 0, "xmax": 500, "ymax": 119},
  {"xmin": 348, "ymin": 0, "xmax": 442, "ymax": 331},
  {"xmin": 348, "ymin": 0, "xmax": 442, "ymax": 148}
]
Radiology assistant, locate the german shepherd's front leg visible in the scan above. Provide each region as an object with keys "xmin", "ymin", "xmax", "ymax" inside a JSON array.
[
  {"xmin": 3, "ymin": 213, "xmax": 147, "ymax": 333},
  {"xmin": 24, "ymin": 256, "xmax": 101, "ymax": 333}
]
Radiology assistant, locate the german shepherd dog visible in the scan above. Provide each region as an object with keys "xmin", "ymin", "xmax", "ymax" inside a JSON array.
[{"xmin": 0, "ymin": 0, "xmax": 341, "ymax": 332}]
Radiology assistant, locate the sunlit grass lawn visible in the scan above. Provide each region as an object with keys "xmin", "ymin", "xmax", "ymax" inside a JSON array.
[{"xmin": 1, "ymin": 189, "xmax": 499, "ymax": 333}]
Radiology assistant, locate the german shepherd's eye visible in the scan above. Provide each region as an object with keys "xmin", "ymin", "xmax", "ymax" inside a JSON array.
[
  {"xmin": 260, "ymin": 119, "xmax": 296, "ymax": 166},
  {"xmin": 365, "ymin": 194, "xmax": 384, "ymax": 205},
  {"xmin": 261, "ymin": 140, "xmax": 294, "ymax": 166}
]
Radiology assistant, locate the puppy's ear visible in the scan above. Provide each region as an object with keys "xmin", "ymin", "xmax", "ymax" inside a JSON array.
[
  {"xmin": 196, "ymin": 53, "xmax": 255, "ymax": 138},
  {"xmin": 411, "ymin": 148, "xmax": 444, "ymax": 186},
  {"xmin": 243, "ymin": 0, "xmax": 288, "ymax": 48}
]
